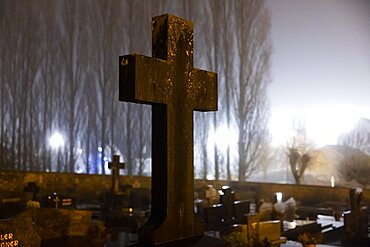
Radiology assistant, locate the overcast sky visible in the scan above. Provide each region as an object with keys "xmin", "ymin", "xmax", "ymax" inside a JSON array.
[{"xmin": 266, "ymin": 0, "xmax": 370, "ymax": 147}]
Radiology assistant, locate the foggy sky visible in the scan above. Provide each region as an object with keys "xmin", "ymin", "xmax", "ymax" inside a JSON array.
[{"xmin": 267, "ymin": 0, "xmax": 370, "ymax": 146}]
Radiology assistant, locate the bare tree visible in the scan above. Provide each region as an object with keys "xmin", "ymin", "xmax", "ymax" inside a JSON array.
[
  {"xmin": 207, "ymin": 0, "xmax": 234, "ymax": 181},
  {"xmin": 0, "ymin": 1, "xmax": 41, "ymax": 170},
  {"xmin": 199, "ymin": 0, "xmax": 227, "ymax": 180},
  {"xmin": 21, "ymin": 2, "xmax": 42, "ymax": 171},
  {"xmin": 118, "ymin": 0, "xmax": 159, "ymax": 175},
  {"xmin": 59, "ymin": 1, "xmax": 89, "ymax": 172},
  {"xmin": 231, "ymin": 0, "xmax": 271, "ymax": 181},
  {"xmin": 37, "ymin": 1, "xmax": 62, "ymax": 172},
  {"xmin": 194, "ymin": 112, "xmax": 212, "ymax": 179},
  {"xmin": 222, "ymin": 2, "xmax": 235, "ymax": 181},
  {"xmin": 0, "ymin": 1, "xmax": 9, "ymax": 169},
  {"xmin": 2, "ymin": 2, "xmax": 21, "ymax": 169},
  {"xmin": 336, "ymin": 146, "xmax": 370, "ymax": 188},
  {"xmin": 287, "ymin": 148, "xmax": 310, "ymax": 184},
  {"xmin": 120, "ymin": 0, "xmax": 139, "ymax": 175},
  {"xmin": 338, "ymin": 118, "xmax": 370, "ymax": 156},
  {"xmin": 1, "ymin": 0, "xmax": 274, "ymax": 177},
  {"xmin": 177, "ymin": 0, "xmax": 272, "ymax": 181},
  {"xmin": 82, "ymin": 80, "xmax": 97, "ymax": 174},
  {"xmin": 87, "ymin": 0, "xmax": 125, "ymax": 174},
  {"xmin": 286, "ymin": 121, "xmax": 315, "ymax": 184},
  {"xmin": 134, "ymin": 98, "xmax": 152, "ymax": 176}
]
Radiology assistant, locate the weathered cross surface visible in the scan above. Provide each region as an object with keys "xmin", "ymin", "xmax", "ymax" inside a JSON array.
[
  {"xmin": 119, "ymin": 14, "xmax": 218, "ymax": 245},
  {"xmin": 108, "ymin": 155, "xmax": 125, "ymax": 193}
]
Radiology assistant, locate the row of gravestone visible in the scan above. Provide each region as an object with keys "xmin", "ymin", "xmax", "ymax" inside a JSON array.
[
  {"xmin": 0, "ymin": 183, "xmax": 152, "ymax": 247},
  {"xmin": 1, "ymin": 185, "xmax": 368, "ymax": 246},
  {"xmin": 0, "ymin": 183, "xmax": 151, "ymax": 213},
  {"xmin": 1, "ymin": 162, "xmax": 368, "ymax": 246},
  {"xmin": 1, "ymin": 167, "xmax": 368, "ymax": 246},
  {"xmin": 1, "ymin": 168, "xmax": 369, "ymax": 243},
  {"xmin": 0, "ymin": 152, "xmax": 149, "ymax": 214},
  {"xmin": 200, "ymin": 185, "xmax": 370, "ymax": 245},
  {"xmin": 1, "ymin": 174, "xmax": 251, "ymax": 246}
]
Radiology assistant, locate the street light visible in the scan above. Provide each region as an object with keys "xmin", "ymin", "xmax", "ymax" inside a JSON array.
[
  {"xmin": 208, "ymin": 124, "xmax": 237, "ymax": 153},
  {"xmin": 49, "ymin": 132, "xmax": 65, "ymax": 149},
  {"xmin": 275, "ymin": 192, "xmax": 283, "ymax": 203}
]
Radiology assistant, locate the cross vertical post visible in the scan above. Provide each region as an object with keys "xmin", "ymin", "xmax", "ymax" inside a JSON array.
[{"xmin": 119, "ymin": 14, "xmax": 218, "ymax": 245}]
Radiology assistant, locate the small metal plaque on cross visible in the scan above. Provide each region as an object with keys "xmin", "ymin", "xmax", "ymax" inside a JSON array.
[{"xmin": 108, "ymin": 154, "xmax": 125, "ymax": 193}]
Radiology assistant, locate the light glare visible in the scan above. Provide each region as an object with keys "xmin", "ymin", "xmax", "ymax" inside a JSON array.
[
  {"xmin": 270, "ymin": 104, "xmax": 367, "ymax": 147},
  {"xmin": 49, "ymin": 132, "xmax": 64, "ymax": 149},
  {"xmin": 209, "ymin": 124, "xmax": 238, "ymax": 152}
]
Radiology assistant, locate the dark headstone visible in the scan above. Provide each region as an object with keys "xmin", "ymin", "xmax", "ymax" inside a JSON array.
[
  {"xmin": 120, "ymin": 14, "xmax": 227, "ymax": 246},
  {"xmin": 343, "ymin": 188, "xmax": 369, "ymax": 245},
  {"xmin": 233, "ymin": 200, "xmax": 250, "ymax": 224},
  {"xmin": 219, "ymin": 186, "xmax": 236, "ymax": 224},
  {"xmin": 24, "ymin": 182, "xmax": 40, "ymax": 201},
  {"xmin": 203, "ymin": 204, "xmax": 225, "ymax": 232},
  {"xmin": 219, "ymin": 186, "xmax": 250, "ymax": 224}
]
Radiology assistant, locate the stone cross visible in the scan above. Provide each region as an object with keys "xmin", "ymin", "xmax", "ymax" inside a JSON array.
[
  {"xmin": 119, "ymin": 14, "xmax": 217, "ymax": 245},
  {"xmin": 24, "ymin": 182, "xmax": 40, "ymax": 201},
  {"xmin": 108, "ymin": 155, "xmax": 125, "ymax": 193},
  {"xmin": 53, "ymin": 195, "xmax": 60, "ymax": 209}
]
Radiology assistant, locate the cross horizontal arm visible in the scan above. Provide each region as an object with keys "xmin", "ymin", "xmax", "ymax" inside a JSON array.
[
  {"xmin": 120, "ymin": 54, "xmax": 172, "ymax": 105},
  {"xmin": 108, "ymin": 163, "xmax": 125, "ymax": 169},
  {"xmin": 193, "ymin": 69, "xmax": 218, "ymax": 111}
]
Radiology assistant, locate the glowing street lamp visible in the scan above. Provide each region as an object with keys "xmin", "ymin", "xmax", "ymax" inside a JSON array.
[
  {"xmin": 208, "ymin": 124, "xmax": 237, "ymax": 153},
  {"xmin": 275, "ymin": 192, "xmax": 283, "ymax": 203},
  {"xmin": 49, "ymin": 132, "xmax": 65, "ymax": 149},
  {"xmin": 330, "ymin": 176, "xmax": 335, "ymax": 187}
]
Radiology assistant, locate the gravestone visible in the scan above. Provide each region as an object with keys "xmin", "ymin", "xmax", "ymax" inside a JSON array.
[
  {"xmin": 104, "ymin": 155, "xmax": 128, "ymax": 210},
  {"xmin": 203, "ymin": 204, "xmax": 225, "ymax": 233},
  {"xmin": 242, "ymin": 214, "xmax": 286, "ymax": 246},
  {"xmin": 24, "ymin": 182, "xmax": 40, "ymax": 201},
  {"xmin": 218, "ymin": 186, "xmax": 250, "ymax": 224},
  {"xmin": 342, "ymin": 187, "xmax": 369, "ymax": 245},
  {"xmin": 108, "ymin": 154, "xmax": 125, "ymax": 193},
  {"xmin": 233, "ymin": 200, "xmax": 251, "ymax": 224},
  {"xmin": 245, "ymin": 213, "xmax": 259, "ymax": 244},
  {"xmin": 205, "ymin": 185, "xmax": 217, "ymax": 206},
  {"xmin": 0, "ymin": 191, "xmax": 23, "ymax": 218},
  {"xmin": 120, "ymin": 14, "xmax": 228, "ymax": 246},
  {"xmin": 219, "ymin": 186, "xmax": 236, "ymax": 224}
]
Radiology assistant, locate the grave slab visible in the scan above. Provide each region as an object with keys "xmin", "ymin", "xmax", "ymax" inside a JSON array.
[{"xmin": 0, "ymin": 215, "xmax": 41, "ymax": 247}]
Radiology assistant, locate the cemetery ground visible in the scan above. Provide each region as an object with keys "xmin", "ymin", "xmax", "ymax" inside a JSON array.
[{"xmin": 0, "ymin": 170, "xmax": 369, "ymax": 247}]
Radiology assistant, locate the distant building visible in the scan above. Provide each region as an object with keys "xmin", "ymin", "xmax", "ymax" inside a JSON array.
[
  {"xmin": 338, "ymin": 118, "xmax": 370, "ymax": 155},
  {"xmin": 305, "ymin": 145, "xmax": 370, "ymax": 188}
]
